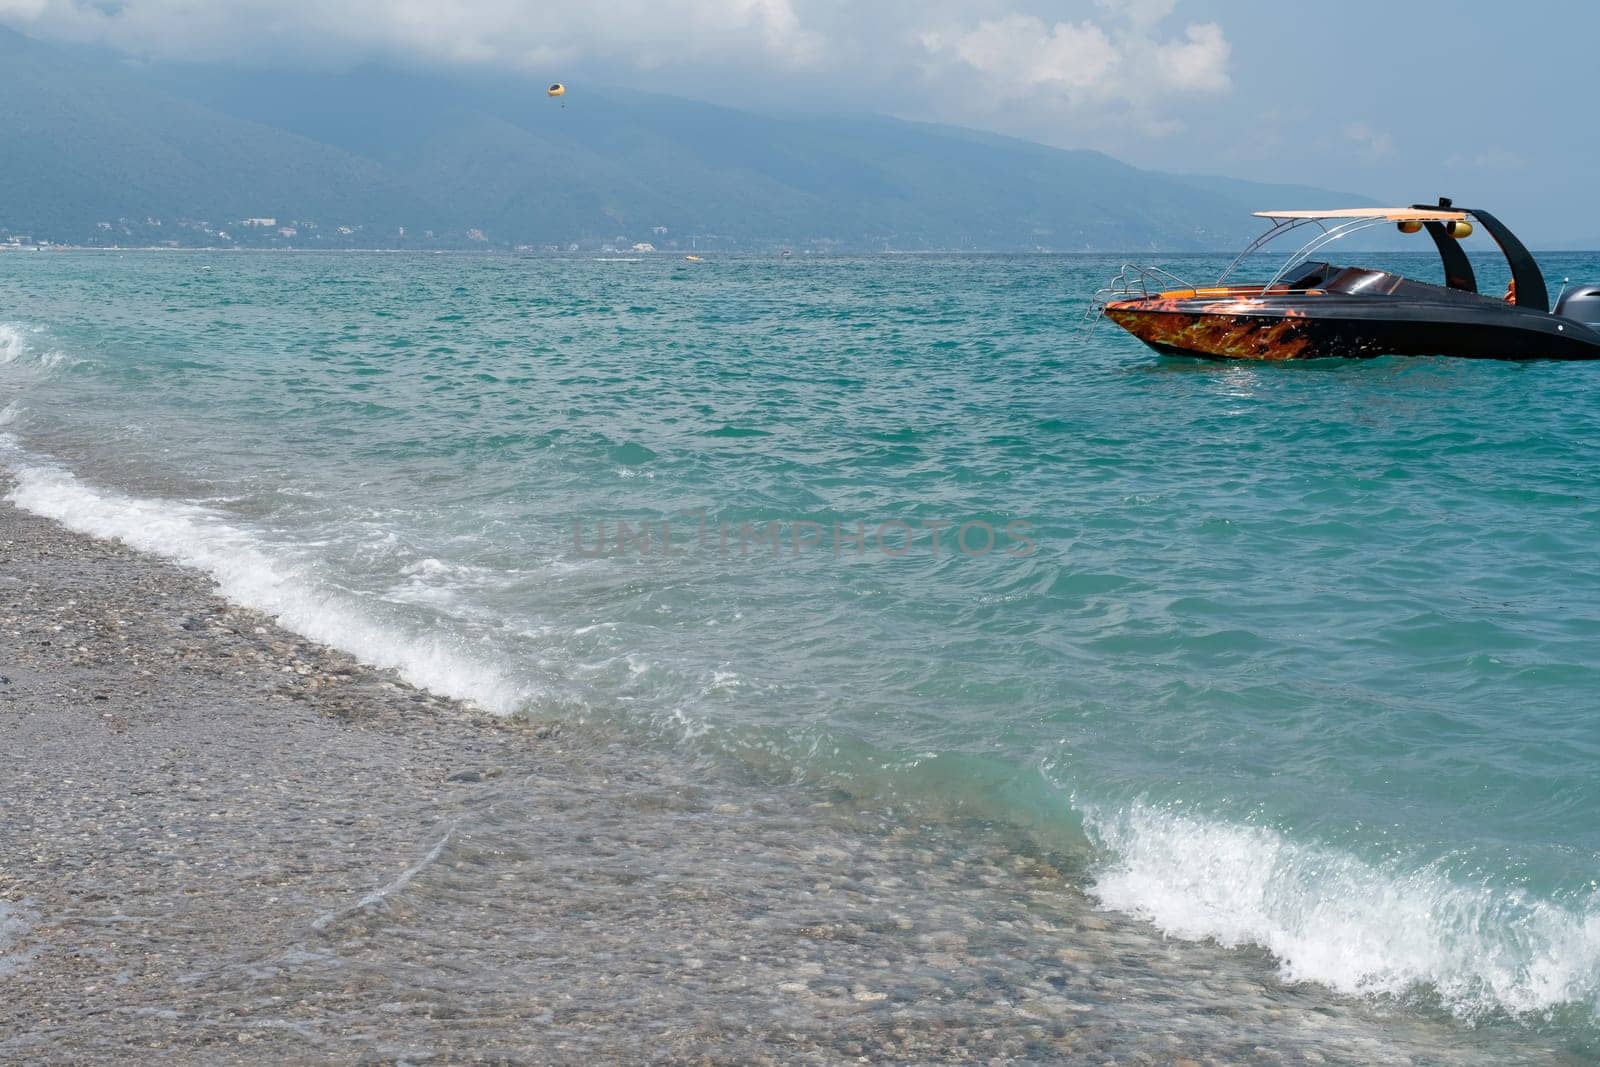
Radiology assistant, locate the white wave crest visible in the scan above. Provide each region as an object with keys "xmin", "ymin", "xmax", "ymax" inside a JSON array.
[
  {"xmin": 0, "ymin": 323, "xmax": 26, "ymax": 364},
  {"xmin": 1084, "ymin": 801, "xmax": 1600, "ymax": 1020},
  {"xmin": 0, "ymin": 322, "xmax": 72, "ymax": 373},
  {"xmin": 2, "ymin": 455, "xmax": 529, "ymax": 714}
]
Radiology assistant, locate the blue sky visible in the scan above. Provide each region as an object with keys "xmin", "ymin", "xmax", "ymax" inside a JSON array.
[
  {"xmin": 1139, "ymin": 1, "xmax": 1596, "ymax": 240},
  {"xmin": 1, "ymin": 0, "xmax": 1592, "ymax": 241}
]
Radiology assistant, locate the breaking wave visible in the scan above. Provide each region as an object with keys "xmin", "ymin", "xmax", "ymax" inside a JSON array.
[
  {"xmin": 0, "ymin": 449, "xmax": 529, "ymax": 715},
  {"xmin": 1083, "ymin": 800, "xmax": 1600, "ymax": 1022}
]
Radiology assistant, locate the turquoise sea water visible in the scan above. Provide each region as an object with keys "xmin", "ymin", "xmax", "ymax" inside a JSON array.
[{"xmin": 3, "ymin": 250, "xmax": 1599, "ymax": 1050}]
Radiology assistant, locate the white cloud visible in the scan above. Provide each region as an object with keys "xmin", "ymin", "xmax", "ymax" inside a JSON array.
[
  {"xmin": 0, "ymin": 1, "xmax": 1231, "ymax": 141},
  {"xmin": 0, "ymin": 0, "xmax": 826, "ymax": 71},
  {"xmin": 1151, "ymin": 22, "xmax": 1229, "ymax": 93},
  {"xmin": 1343, "ymin": 121, "xmax": 1394, "ymax": 160},
  {"xmin": 924, "ymin": 14, "xmax": 1119, "ymax": 101},
  {"xmin": 918, "ymin": 3, "xmax": 1230, "ymax": 131}
]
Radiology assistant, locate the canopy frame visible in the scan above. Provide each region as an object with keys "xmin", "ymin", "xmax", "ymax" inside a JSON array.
[
  {"xmin": 1214, "ymin": 203, "xmax": 1548, "ymax": 310},
  {"xmin": 1216, "ymin": 215, "xmax": 1406, "ymax": 291}
]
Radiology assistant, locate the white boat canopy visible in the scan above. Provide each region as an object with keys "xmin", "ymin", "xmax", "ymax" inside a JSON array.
[
  {"xmin": 1213, "ymin": 206, "xmax": 1477, "ymax": 290},
  {"xmin": 1254, "ymin": 207, "xmax": 1468, "ymax": 222}
]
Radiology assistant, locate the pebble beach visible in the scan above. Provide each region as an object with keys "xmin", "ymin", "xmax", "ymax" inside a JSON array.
[{"xmin": 0, "ymin": 485, "xmax": 1571, "ymax": 1064}]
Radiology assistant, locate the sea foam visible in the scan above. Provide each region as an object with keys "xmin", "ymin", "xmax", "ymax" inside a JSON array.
[
  {"xmin": 0, "ymin": 323, "xmax": 27, "ymax": 364},
  {"xmin": 0, "ymin": 321, "xmax": 72, "ymax": 374},
  {"xmin": 1, "ymin": 451, "xmax": 529, "ymax": 715},
  {"xmin": 1083, "ymin": 800, "xmax": 1600, "ymax": 1020}
]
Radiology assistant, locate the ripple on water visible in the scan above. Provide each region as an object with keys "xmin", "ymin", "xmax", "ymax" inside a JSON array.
[{"xmin": 2, "ymin": 251, "xmax": 1600, "ymax": 1053}]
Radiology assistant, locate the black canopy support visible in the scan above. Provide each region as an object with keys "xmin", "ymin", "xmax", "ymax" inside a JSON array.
[
  {"xmin": 1414, "ymin": 198, "xmax": 1547, "ymax": 310},
  {"xmin": 1422, "ymin": 221, "xmax": 1478, "ymax": 293},
  {"xmin": 1468, "ymin": 209, "xmax": 1549, "ymax": 312}
]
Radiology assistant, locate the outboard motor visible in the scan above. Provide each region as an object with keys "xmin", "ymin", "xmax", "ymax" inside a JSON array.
[{"xmin": 1554, "ymin": 284, "xmax": 1600, "ymax": 328}]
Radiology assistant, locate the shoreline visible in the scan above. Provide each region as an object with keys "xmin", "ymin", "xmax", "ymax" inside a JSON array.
[{"xmin": 0, "ymin": 485, "xmax": 1567, "ymax": 1064}]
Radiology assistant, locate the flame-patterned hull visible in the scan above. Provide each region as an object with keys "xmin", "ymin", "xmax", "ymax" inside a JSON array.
[{"xmin": 1103, "ymin": 289, "xmax": 1600, "ymax": 362}]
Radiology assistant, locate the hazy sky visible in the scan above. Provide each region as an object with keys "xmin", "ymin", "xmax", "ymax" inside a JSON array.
[{"xmin": 2, "ymin": 0, "xmax": 1593, "ymax": 237}]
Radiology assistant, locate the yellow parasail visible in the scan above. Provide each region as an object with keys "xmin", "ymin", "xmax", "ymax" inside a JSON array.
[{"xmin": 547, "ymin": 83, "xmax": 566, "ymax": 98}]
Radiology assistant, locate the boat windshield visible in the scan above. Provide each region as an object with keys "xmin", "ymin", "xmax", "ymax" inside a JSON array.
[{"xmin": 1216, "ymin": 214, "xmax": 1415, "ymax": 291}]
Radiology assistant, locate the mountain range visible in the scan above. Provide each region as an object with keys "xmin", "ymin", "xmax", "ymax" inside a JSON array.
[{"xmin": 0, "ymin": 24, "xmax": 1372, "ymax": 252}]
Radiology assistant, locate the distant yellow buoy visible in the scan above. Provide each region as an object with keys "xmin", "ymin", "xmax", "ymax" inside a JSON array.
[
  {"xmin": 684, "ymin": 254, "xmax": 702, "ymax": 262},
  {"xmin": 547, "ymin": 83, "xmax": 566, "ymax": 98}
]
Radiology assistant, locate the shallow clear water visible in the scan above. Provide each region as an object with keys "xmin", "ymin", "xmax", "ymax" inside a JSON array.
[{"xmin": 3, "ymin": 249, "xmax": 1599, "ymax": 1051}]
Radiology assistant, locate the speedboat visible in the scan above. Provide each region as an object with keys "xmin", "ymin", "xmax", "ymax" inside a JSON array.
[{"xmin": 1092, "ymin": 198, "xmax": 1600, "ymax": 361}]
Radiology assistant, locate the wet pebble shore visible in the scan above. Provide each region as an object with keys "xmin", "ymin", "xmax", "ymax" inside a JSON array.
[{"xmin": 0, "ymin": 487, "xmax": 1570, "ymax": 1065}]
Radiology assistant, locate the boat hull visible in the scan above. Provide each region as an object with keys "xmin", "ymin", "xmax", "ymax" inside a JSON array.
[{"xmin": 1103, "ymin": 297, "xmax": 1600, "ymax": 362}]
